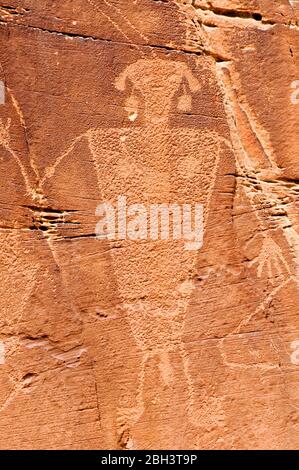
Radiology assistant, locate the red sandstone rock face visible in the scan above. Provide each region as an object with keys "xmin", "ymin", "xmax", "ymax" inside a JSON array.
[{"xmin": 0, "ymin": 0, "xmax": 298, "ymax": 450}]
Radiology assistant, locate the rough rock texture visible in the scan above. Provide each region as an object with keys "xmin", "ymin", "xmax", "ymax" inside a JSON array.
[{"xmin": 0, "ymin": 0, "xmax": 298, "ymax": 450}]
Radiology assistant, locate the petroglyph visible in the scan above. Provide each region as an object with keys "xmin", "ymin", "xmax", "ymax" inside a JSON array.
[
  {"xmin": 0, "ymin": 0, "xmax": 298, "ymax": 449},
  {"xmin": 0, "ymin": 80, "xmax": 4, "ymax": 105},
  {"xmin": 216, "ymin": 62, "xmax": 298, "ymax": 388},
  {"xmin": 217, "ymin": 62, "xmax": 297, "ymax": 286},
  {"xmin": 0, "ymin": 341, "xmax": 4, "ymax": 365},
  {"xmin": 36, "ymin": 55, "xmax": 228, "ymax": 428},
  {"xmin": 93, "ymin": 60, "xmax": 226, "ymax": 429}
]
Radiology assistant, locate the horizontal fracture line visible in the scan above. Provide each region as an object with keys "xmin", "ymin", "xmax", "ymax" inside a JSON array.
[{"xmin": 0, "ymin": 19, "xmax": 207, "ymax": 58}]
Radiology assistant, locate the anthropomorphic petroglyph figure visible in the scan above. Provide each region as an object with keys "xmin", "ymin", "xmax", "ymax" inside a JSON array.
[
  {"xmin": 217, "ymin": 63, "xmax": 298, "ymax": 287},
  {"xmin": 0, "ymin": 84, "xmax": 89, "ymax": 419},
  {"xmin": 83, "ymin": 57, "xmax": 228, "ymax": 426},
  {"xmin": 31, "ymin": 54, "xmax": 229, "ymax": 428},
  {"xmin": 215, "ymin": 63, "xmax": 299, "ymax": 387}
]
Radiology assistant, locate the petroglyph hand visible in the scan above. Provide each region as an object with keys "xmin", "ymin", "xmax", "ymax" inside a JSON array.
[{"xmin": 255, "ymin": 237, "xmax": 291, "ymax": 282}]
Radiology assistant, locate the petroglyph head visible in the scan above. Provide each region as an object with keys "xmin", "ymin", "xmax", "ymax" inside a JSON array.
[{"xmin": 115, "ymin": 58, "xmax": 200, "ymax": 124}]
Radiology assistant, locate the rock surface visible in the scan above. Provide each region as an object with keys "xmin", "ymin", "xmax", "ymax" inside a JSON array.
[{"xmin": 0, "ymin": 0, "xmax": 298, "ymax": 450}]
